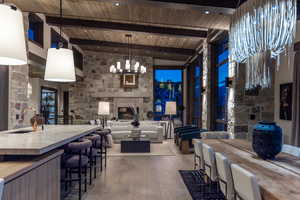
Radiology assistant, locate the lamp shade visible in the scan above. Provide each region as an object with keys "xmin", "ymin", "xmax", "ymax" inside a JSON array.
[
  {"xmin": 44, "ymin": 48, "xmax": 76, "ymax": 82},
  {"xmin": 0, "ymin": 4, "xmax": 27, "ymax": 65},
  {"xmin": 165, "ymin": 101, "xmax": 177, "ymax": 115},
  {"xmin": 98, "ymin": 102, "xmax": 110, "ymax": 115}
]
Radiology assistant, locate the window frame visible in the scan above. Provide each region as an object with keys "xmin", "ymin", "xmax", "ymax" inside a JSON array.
[
  {"xmin": 28, "ymin": 13, "xmax": 44, "ymax": 48},
  {"xmin": 153, "ymin": 66, "xmax": 184, "ymax": 121}
]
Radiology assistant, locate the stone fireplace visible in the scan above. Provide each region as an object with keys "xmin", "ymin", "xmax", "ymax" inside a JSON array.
[{"xmin": 113, "ymin": 97, "xmax": 144, "ymax": 120}]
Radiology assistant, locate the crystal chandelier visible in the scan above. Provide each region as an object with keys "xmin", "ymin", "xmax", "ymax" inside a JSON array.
[
  {"xmin": 229, "ymin": 0, "xmax": 296, "ymax": 89},
  {"xmin": 109, "ymin": 34, "xmax": 147, "ymax": 74}
]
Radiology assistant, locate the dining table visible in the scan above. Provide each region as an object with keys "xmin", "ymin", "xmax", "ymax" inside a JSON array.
[{"xmin": 196, "ymin": 139, "xmax": 300, "ymax": 200}]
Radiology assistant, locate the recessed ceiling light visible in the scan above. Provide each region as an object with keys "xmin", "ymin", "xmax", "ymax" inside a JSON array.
[
  {"xmin": 204, "ymin": 10, "xmax": 210, "ymax": 14},
  {"xmin": 115, "ymin": 2, "xmax": 120, "ymax": 6}
]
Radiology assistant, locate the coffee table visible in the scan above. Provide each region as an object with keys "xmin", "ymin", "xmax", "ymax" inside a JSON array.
[{"xmin": 121, "ymin": 138, "xmax": 151, "ymax": 153}]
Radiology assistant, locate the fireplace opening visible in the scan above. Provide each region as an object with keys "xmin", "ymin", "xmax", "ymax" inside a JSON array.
[{"xmin": 118, "ymin": 107, "xmax": 139, "ymax": 120}]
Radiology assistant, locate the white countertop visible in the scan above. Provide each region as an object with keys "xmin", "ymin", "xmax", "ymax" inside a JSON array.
[{"xmin": 0, "ymin": 125, "xmax": 100, "ymax": 155}]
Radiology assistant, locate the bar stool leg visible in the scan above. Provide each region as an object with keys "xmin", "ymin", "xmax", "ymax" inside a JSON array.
[
  {"xmin": 84, "ymin": 166, "xmax": 88, "ymax": 192},
  {"xmin": 104, "ymin": 142, "xmax": 107, "ymax": 168},
  {"xmin": 79, "ymin": 153, "xmax": 82, "ymax": 200},
  {"xmin": 94, "ymin": 156, "xmax": 97, "ymax": 178}
]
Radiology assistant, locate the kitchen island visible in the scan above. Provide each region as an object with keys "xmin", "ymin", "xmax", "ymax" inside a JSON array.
[{"xmin": 0, "ymin": 125, "xmax": 101, "ymax": 200}]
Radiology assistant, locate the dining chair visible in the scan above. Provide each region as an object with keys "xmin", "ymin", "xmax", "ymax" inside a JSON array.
[
  {"xmin": 202, "ymin": 143, "xmax": 218, "ymax": 183},
  {"xmin": 215, "ymin": 152, "xmax": 234, "ymax": 200},
  {"xmin": 194, "ymin": 140, "xmax": 204, "ymax": 172},
  {"xmin": 231, "ymin": 164, "xmax": 262, "ymax": 200},
  {"xmin": 282, "ymin": 144, "xmax": 300, "ymax": 157}
]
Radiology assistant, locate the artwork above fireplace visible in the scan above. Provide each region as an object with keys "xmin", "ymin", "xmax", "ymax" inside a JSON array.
[{"xmin": 118, "ymin": 107, "xmax": 139, "ymax": 120}]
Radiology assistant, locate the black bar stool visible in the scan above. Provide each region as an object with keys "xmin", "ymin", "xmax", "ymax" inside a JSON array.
[
  {"xmin": 63, "ymin": 139, "xmax": 92, "ymax": 200},
  {"xmin": 94, "ymin": 129, "xmax": 110, "ymax": 170},
  {"xmin": 84, "ymin": 134, "xmax": 101, "ymax": 184}
]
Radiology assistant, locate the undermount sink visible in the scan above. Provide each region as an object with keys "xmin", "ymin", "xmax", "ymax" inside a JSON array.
[{"xmin": 9, "ymin": 130, "xmax": 32, "ymax": 134}]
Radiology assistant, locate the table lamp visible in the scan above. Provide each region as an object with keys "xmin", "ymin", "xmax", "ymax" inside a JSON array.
[
  {"xmin": 165, "ymin": 101, "xmax": 177, "ymax": 139},
  {"xmin": 98, "ymin": 101, "xmax": 110, "ymax": 128}
]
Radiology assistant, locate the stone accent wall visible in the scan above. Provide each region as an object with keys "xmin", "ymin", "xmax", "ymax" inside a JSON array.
[
  {"xmin": 229, "ymin": 63, "xmax": 275, "ymax": 140},
  {"xmin": 69, "ymin": 51, "xmax": 154, "ymax": 120},
  {"xmin": 8, "ymin": 14, "xmax": 31, "ymax": 129}
]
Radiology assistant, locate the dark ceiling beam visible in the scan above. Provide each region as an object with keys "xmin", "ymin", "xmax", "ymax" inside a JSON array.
[
  {"xmin": 70, "ymin": 38, "xmax": 196, "ymax": 56},
  {"xmin": 46, "ymin": 16, "xmax": 207, "ymax": 38},
  {"xmin": 144, "ymin": 0, "xmax": 243, "ymax": 9}
]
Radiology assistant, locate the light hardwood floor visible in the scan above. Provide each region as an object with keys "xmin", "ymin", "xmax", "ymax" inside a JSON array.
[{"xmin": 85, "ymin": 140, "xmax": 193, "ymax": 200}]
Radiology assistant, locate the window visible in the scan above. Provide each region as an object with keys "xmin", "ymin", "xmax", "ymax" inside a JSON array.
[
  {"xmin": 154, "ymin": 68, "xmax": 183, "ymax": 121},
  {"xmin": 51, "ymin": 29, "xmax": 68, "ymax": 48},
  {"xmin": 193, "ymin": 56, "xmax": 202, "ymax": 127},
  {"xmin": 28, "ymin": 13, "xmax": 44, "ymax": 47},
  {"xmin": 73, "ymin": 47, "xmax": 83, "ymax": 70},
  {"xmin": 215, "ymin": 38, "xmax": 229, "ymax": 131}
]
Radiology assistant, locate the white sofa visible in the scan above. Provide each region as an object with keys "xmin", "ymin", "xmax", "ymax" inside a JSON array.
[{"xmin": 109, "ymin": 124, "xmax": 164, "ymax": 143}]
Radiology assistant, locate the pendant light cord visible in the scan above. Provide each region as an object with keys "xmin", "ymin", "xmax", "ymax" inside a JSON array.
[{"xmin": 58, "ymin": 0, "xmax": 63, "ymax": 48}]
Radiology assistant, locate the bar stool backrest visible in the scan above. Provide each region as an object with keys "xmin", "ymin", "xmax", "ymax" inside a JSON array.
[
  {"xmin": 282, "ymin": 144, "xmax": 300, "ymax": 157},
  {"xmin": 68, "ymin": 139, "xmax": 92, "ymax": 153},
  {"xmin": 215, "ymin": 152, "xmax": 234, "ymax": 200},
  {"xmin": 202, "ymin": 143, "xmax": 218, "ymax": 182},
  {"xmin": 194, "ymin": 140, "xmax": 204, "ymax": 170},
  {"xmin": 231, "ymin": 164, "xmax": 262, "ymax": 200}
]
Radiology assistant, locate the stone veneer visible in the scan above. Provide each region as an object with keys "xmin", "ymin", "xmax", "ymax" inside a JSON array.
[
  {"xmin": 228, "ymin": 62, "xmax": 275, "ymax": 139},
  {"xmin": 69, "ymin": 51, "xmax": 154, "ymax": 120},
  {"xmin": 8, "ymin": 14, "xmax": 31, "ymax": 129},
  {"xmin": 202, "ymin": 40, "xmax": 212, "ymax": 130}
]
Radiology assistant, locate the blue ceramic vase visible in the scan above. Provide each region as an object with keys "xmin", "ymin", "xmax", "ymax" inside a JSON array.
[{"xmin": 252, "ymin": 121, "xmax": 282, "ymax": 160}]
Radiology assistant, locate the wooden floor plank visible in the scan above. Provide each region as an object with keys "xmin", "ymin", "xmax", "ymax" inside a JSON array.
[{"xmin": 85, "ymin": 140, "xmax": 193, "ymax": 200}]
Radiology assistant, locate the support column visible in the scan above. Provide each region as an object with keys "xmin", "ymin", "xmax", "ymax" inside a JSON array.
[{"xmin": 202, "ymin": 40, "xmax": 213, "ymax": 130}]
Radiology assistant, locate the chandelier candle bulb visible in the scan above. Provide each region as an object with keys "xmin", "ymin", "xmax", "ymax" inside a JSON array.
[
  {"xmin": 125, "ymin": 60, "xmax": 130, "ymax": 70},
  {"xmin": 134, "ymin": 62, "xmax": 139, "ymax": 71}
]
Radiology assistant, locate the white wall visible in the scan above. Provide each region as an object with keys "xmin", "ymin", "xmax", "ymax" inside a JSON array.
[
  {"xmin": 274, "ymin": 21, "xmax": 300, "ymax": 144},
  {"xmin": 274, "ymin": 54, "xmax": 294, "ymax": 144}
]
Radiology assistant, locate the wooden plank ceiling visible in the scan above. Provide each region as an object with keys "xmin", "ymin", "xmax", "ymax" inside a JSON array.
[{"xmin": 9, "ymin": 0, "xmax": 241, "ymax": 60}]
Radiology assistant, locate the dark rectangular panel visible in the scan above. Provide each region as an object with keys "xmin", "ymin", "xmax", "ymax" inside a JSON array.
[
  {"xmin": 0, "ymin": 66, "xmax": 8, "ymax": 131},
  {"xmin": 46, "ymin": 16, "xmax": 207, "ymax": 38}
]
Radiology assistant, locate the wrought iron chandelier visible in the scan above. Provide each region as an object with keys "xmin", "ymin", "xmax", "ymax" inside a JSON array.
[
  {"xmin": 109, "ymin": 34, "xmax": 147, "ymax": 74},
  {"xmin": 229, "ymin": 0, "xmax": 296, "ymax": 89}
]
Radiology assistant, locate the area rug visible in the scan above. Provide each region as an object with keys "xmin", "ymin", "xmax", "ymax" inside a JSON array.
[
  {"xmin": 179, "ymin": 170, "xmax": 225, "ymax": 200},
  {"xmin": 107, "ymin": 142, "xmax": 176, "ymax": 156}
]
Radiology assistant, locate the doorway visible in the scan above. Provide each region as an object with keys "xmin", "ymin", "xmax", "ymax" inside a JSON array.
[{"xmin": 40, "ymin": 87, "xmax": 58, "ymax": 124}]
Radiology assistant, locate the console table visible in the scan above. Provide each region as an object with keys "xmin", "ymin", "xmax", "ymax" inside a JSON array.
[{"xmin": 121, "ymin": 139, "xmax": 151, "ymax": 153}]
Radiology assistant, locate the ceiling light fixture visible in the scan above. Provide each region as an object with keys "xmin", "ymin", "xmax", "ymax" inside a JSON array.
[
  {"xmin": 0, "ymin": 0, "xmax": 27, "ymax": 65},
  {"xmin": 44, "ymin": 0, "xmax": 76, "ymax": 82},
  {"xmin": 109, "ymin": 34, "xmax": 147, "ymax": 74},
  {"xmin": 229, "ymin": 0, "xmax": 296, "ymax": 89}
]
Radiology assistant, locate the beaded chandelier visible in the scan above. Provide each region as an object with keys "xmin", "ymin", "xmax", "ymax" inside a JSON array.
[{"xmin": 229, "ymin": 0, "xmax": 296, "ymax": 89}]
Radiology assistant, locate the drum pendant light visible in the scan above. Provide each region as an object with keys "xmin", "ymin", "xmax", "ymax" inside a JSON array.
[
  {"xmin": 44, "ymin": 0, "xmax": 76, "ymax": 82},
  {"xmin": 0, "ymin": 1, "xmax": 27, "ymax": 65}
]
